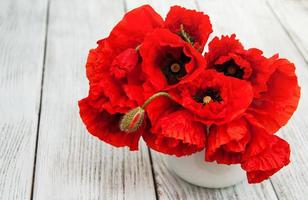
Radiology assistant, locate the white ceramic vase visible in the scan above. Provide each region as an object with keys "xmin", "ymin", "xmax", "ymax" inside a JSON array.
[{"xmin": 167, "ymin": 151, "xmax": 246, "ymax": 188}]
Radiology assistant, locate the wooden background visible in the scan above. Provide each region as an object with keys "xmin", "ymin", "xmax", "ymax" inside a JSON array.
[{"xmin": 0, "ymin": 0, "xmax": 308, "ymax": 199}]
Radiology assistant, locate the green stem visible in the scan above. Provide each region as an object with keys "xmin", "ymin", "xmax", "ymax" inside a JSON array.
[
  {"xmin": 141, "ymin": 92, "xmax": 171, "ymax": 109},
  {"xmin": 180, "ymin": 24, "xmax": 193, "ymax": 45}
]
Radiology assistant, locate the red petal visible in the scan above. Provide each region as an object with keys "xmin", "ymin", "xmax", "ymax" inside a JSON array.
[
  {"xmin": 205, "ymin": 34, "xmax": 244, "ymax": 68},
  {"xmin": 78, "ymin": 98, "xmax": 142, "ymax": 150},
  {"xmin": 205, "ymin": 118, "xmax": 250, "ymax": 164},
  {"xmin": 206, "ymin": 35, "xmax": 275, "ymax": 97},
  {"xmin": 248, "ymin": 58, "xmax": 301, "ymax": 133},
  {"xmin": 110, "ymin": 48, "xmax": 139, "ymax": 79},
  {"xmin": 140, "ymin": 28, "xmax": 205, "ymax": 92},
  {"xmin": 241, "ymin": 135, "xmax": 290, "ymax": 183},
  {"xmin": 108, "ymin": 5, "xmax": 164, "ymax": 54},
  {"xmin": 88, "ymin": 75, "xmax": 136, "ymax": 114},
  {"xmin": 123, "ymin": 84, "xmax": 145, "ymax": 106},
  {"xmin": 86, "ymin": 39, "xmax": 114, "ymax": 84},
  {"xmin": 169, "ymin": 70, "xmax": 253, "ymax": 125},
  {"xmin": 165, "ymin": 6, "xmax": 212, "ymax": 51},
  {"xmin": 144, "ymin": 109, "xmax": 206, "ymax": 156}
]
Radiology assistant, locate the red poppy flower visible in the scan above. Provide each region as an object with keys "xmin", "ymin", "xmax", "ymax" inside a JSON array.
[
  {"xmin": 205, "ymin": 113, "xmax": 277, "ymax": 165},
  {"xmin": 142, "ymin": 96, "xmax": 206, "ymax": 156},
  {"xmin": 206, "ymin": 113, "xmax": 291, "ymax": 183},
  {"xmin": 241, "ymin": 123, "xmax": 290, "ymax": 183},
  {"xmin": 169, "ymin": 70, "xmax": 253, "ymax": 125},
  {"xmin": 79, "ymin": 98, "xmax": 143, "ymax": 150},
  {"xmin": 165, "ymin": 6, "xmax": 212, "ymax": 52},
  {"xmin": 205, "ymin": 34, "xmax": 274, "ymax": 98},
  {"xmin": 79, "ymin": 5, "xmax": 163, "ymax": 149},
  {"xmin": 85, "ymin": 39, "xmax": 137, "ymax": 114},
  {"xmin": 205, "ymin": 117, "xmax": 251, "ymax": 164},
  {"xmin": 78, "ymin": 5, "xmax": 299, "ymax": 184},
  {"xmin": 140, "ymin": 28, "xmax": 206, "ymax": 97},
  {"xmin": 107, "ymin": 5, "xmax": 164, "ymax": 54},
  {"xmin": 247, "ymin": 58, "xmax": 301, "ymax": 133}
]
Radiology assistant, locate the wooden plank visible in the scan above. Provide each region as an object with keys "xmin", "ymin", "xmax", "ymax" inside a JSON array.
[
  {"xmin": 197, "ymin": 0, "xmax": 308, "ymax": 199},
  {"xmin": 125, "ymin": 0, "xmax": 197, "ymax": 17},
  {"xmin": 266, "ymin": 0, "xmax": 308, "ymax": 63},
  {"xmin": 31, "ymin": 0, "xmax": 156, "ymax": 199},
  {"xmin": 0, "ymin": 0, "xmax": 48, "ymax": 199},
  {"xmin": 125, "ymin": 1, "xmax": 278, "ymax": 200}
]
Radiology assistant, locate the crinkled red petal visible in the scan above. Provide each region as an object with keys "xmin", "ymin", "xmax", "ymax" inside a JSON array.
[
  {"xmin": 108, "ymin": 5, "xmax": 164, "ymax": 54},
  {"xmin": 248, "ymin": 58, "xmax": 301, "ymax": 133},
  {"xmin": 165, "ymin": 6, "xmax": 212, "ymax": 51},
  {"xmin": 205, "ymin": 118, "xmax": 250, "ymax": 164},
  {"xmin": 144, "ymin": 98, "xmax": 206, "ymax": 156},
  {"xmin": 78, "ymin": 98, "xmax": 142, "ymax": 150},
  {"xmin": 241, "ymin": 134, "xmax": 290, "ymax": 183}
]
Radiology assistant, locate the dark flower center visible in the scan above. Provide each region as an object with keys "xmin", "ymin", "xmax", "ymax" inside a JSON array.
[
  {"xmin": 214, "ymin": 60, "xmax": 244, "ymax": 79},
  {"xmin": 194, "ymin": 88, "xmax": 222, "ymax": 105},
  {"xmin": 161, "ymin": 51, "xmax": 191, "ymax": 85}
]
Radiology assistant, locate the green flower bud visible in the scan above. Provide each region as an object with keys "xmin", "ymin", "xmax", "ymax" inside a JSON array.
[{"xmin": 120, "ymin": 107, "xmax": 145, "ymax": 133}]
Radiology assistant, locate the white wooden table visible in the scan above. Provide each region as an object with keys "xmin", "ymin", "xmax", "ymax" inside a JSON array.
[{"xmin": 1, "ymin": 0, "xmax": 308, "ymax": 199}]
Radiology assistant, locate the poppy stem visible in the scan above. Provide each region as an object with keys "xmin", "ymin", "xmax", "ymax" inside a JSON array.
[
  {"xmin": 119, "ymin": 91, "xmax": 171, "ymax": 133},
  {"xmin": 141, "ymin": 92, "xmax": 171, "ymax": 109}
]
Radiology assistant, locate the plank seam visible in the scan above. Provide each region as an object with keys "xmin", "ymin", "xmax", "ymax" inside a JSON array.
[
  {"xmin": 269, "ymin": 179, "xmax": 280, "ymax": 200},
  {"xmin": 123, "ymin": 0, "xmax": 128, "ymax": 15},
  {"xmin": 194, "ymin": 0, "xmax": 201, "ymax": 11},
  {"xmin": 148, "ymin": 149, "xmax": 159, "ymax": 200},
  {"xmin": 29, "ymin": 0, "xmax": 50, "ymax": 199},
  {"xmin": 265, "ymin": 0, "xmax": 308, "ymax": 65}
]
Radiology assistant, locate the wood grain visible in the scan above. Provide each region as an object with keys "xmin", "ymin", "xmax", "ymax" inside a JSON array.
[
  {"xmin": 197, "ymin": 0, "xmax": 308, "ymax": 200},
  {"xmin": 31, "ymin": 0, "xmax": 156, "ymax": 199},
  {"xmin": 125, "ymin": 0, "xmax": 197, "ymax": 17},
  {"xmin": 1, "ymin": 0, "xmax": 308, "ymax": 199},
  {"xmin": 0, "ymin": 0, "xmax": 48, "ymax": 199},
  {"xmin": 266, "ymin": 0, "xmax": 308, "ymax": 63}
]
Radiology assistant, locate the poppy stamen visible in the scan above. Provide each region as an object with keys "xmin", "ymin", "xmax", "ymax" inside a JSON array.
[
  {"xmin": 227, "ymin": 65, "xmax": 237, "ymax": 75},
  {"xmin": 194, "ymin": 88, "xmax": 222, "ymax": 105},
  {"xmin": 214, "ymin": 60, "xmax": 244, "ymax": 79},
  {"xmin": 203, "ymin": 96, "xmax": 212, "ymax": 104},
  {"xmin": 160, "ymin": 50, "xmax": 190, "ymax": 85},
  {"xmin": 170, "ymin": 63, "xmax": 181, "ymax": 73}
]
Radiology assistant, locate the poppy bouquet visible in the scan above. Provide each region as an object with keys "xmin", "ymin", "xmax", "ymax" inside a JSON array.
[{"xmin": 78, "ymin": 5, "xmax": 300, "ymax": 183}]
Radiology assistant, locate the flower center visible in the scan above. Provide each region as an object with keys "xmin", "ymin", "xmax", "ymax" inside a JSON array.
[
  {"xmin": 194, "ymin": 88, "xmax": 222, "ymax": 105},
  {"xmin": 202, "ymin": 96, "xmax": 212, "ymax": 104},
  {"xmin": 214, "ymin": 60, "xmax": 244, "ymax": 79},
  {"xmin": 161, "ymin": 51, "xmax": 190, "ymax": 85},
  {"xmin": 170, "ymin": 63, "xmax": 181, "ymax": 73}
]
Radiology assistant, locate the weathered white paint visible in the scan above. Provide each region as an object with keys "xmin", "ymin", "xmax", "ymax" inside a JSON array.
[
  {"xmin": 1, "ymin": 0, "xmax": 308, "ymax": 199},
  {"xmin": 0, "ymin": 0, "xmax": 48, "ymax": 199},
  {"xmin": 31, "ymin": 0, "xmax": 156, "ymax": 199},
  {"xmin": 267, "ymin": 0, "xmax": 308, "ymax": 63}
]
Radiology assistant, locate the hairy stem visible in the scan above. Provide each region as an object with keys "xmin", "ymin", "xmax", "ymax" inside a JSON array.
[{"xmin": 141, "ymin": 92, "xmax": 171, "ymax": 109}]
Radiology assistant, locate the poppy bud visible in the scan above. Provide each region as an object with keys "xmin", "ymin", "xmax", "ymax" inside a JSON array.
[
  {"xmin": 120, "ymin": 107, "xmax": 145, "ymax": 133},
  {"xmin": 110, "ymin": 48, "xmax": 139, "ymax": 79}
]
